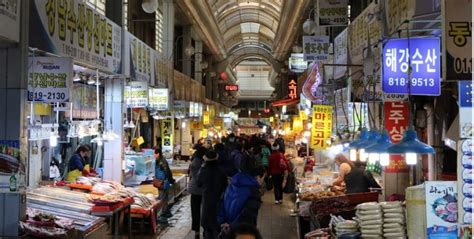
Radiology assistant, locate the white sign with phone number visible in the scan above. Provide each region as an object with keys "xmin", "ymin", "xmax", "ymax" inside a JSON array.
[{"xmin": 27, "ymin": 57, "xmax": 72, "ymax": 103}]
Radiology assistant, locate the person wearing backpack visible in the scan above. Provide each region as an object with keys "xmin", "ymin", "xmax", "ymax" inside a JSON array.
[{"xmin": 267, "ymin": 143, "xmax": 289, "ymax": 204}]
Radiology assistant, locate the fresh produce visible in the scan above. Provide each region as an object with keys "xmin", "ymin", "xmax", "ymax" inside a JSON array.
[{"xmin": 299, "ymin": 190, "xmax": 344, "ymax": 201}]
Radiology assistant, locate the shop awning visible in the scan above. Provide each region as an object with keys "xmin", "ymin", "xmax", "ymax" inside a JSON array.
[{"xmin": 271, "ymin": 98, "xmax": 299, "ymax": 107}]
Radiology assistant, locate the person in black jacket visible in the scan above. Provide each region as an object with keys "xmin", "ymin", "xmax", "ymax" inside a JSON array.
[{"xmin": 197, "ymin": 150, "xmax": 228, "ymax": 239}]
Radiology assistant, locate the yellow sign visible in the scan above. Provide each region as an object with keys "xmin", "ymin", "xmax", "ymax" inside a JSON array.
[
  {"xmin": 203, "ymin": 111, "xmax": 210, "ymax": 125},
  {"xmin": 299, "ymin": 110, "xmax": 308, "ymax": 121},
  {"xmin": 310, "ymin": 105, "xmax": 333, "ymax": 150},
  {"xmin": 34, "ymin": 103, "xmax": 51, "ymax": 116},
  {"xmin": 213, "ymin": 118, "xmax": 224, "ymax": 128},
  {"xmin": 161, "ymin": 118, "xmax": 174, "ymax": 152},
  {"xmin": 292, "ymin": 116, "xmax": 303, "ymax": 132},
  {"xmin": 269, "ymin": 116, "xmax": 274, "ymax": 123},
  {"xmin": 190, "ymin": 121, "xmax": 203, "ymax": 130}
]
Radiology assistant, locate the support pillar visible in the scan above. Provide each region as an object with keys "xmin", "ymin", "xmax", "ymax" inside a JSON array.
[
  {"xmin": 194, "ymin": 40, "xmax": 203, "ymax": 84},
  {"xmin": 181, "ymin": 26, "xmax": 193, "ymax": 77}
]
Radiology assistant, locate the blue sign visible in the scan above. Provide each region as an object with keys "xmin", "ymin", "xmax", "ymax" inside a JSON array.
[
  {"xmin": 382, "ymin": 38, "xmax": 441, "ymax": 96},
  {"xmin": 459, "ymin": 81, "xmax": 473, "ymax": 108}
]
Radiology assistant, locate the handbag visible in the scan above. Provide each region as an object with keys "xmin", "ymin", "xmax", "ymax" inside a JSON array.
[
  {"xmin": 264, "ymin": 176, "xmax": 273, "ymax": 191},
  {"xmin": 153, "ymin": 178, "xmax": 164, "ymax": 189},
  {"xmin": 283, "ymin": 171, "xmax": 296, "ymax": 193}
]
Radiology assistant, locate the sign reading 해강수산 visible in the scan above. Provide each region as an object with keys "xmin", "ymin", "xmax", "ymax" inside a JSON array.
[
  {"xmin": 28, "ymin": 57, "xmax": 72, "ymax": 103},
  {"xmin": 382, "ymin": 38, "xmax": 441, "ymax": 96}
]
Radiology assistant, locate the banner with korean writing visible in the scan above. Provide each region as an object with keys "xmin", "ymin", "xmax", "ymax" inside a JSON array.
[
  {"xmin": 27, "ymin": 57, "xmax": 72, "ymax": 103},
  {"xmin": 303, "ymin": 36, "xmax": 330, "ymax": 61},
  {"xmin": 459, "ymin": 81, "xmax": 473, "ymax": 138},
  {"xmin": 190, "ymin": 121, "xmax": 203, "ymax": 130},
  {"xmin": 30, "ymin": 0, "xmax": 122, "ymax": 73},
  {"xmin": 382, "ymin": 38, "xmax": 441, "ymax": 96},
  {"xmin": 203, "ymin": 111, "xmax": 210, "ymax": 125},
  {"xmin": 425, "ymin": 181, "xmax": 458, "ymax": 239},
  {"xmin": 333, "ymin": 28, "xmax": 348, "ymax": 79},
  {"xmin": 213, "ymin": 118, "xmax": 224, "ymax": 128},
  {"xmin": 442, "ymin": 0, "xmax": 472, "ymax": 81},
  {"xmin": 310, "ymin": 105, "xmax": 332, "ymax": 150},
  {"xmin": 124, "ymin": 81, "xmax": 148, "ymax": 108},
  {"xmin": 458, "ymin": 139, "xmax": 473, "ymax": 229},
  {"xmin": 148, "ymin": 88, "xmax": 168, "ymax": 110},
  {"xmin": 384, "ymin": 102, "xmax": 409, "ymax": 173},
  {"xmin": 288, "ymin": 79, "xmax": 297, "ymax": 99},
  {"xmin": 124, "ymin": 31, "xmax": 155, "ymax": 84},
  {"xmin": 0, "ymin": 0, "xmax": 20, "ymax": 43},
  {"xmin": 66, "ymin": 84, "xmax": 97, "ymax": 119},
  {"xmin": 161, "ymin": 118, "xmax": 174, "ymax": 156},
  {"xmin": 319, "ymin": 0, "xmax": 348, "ymax": 26}
]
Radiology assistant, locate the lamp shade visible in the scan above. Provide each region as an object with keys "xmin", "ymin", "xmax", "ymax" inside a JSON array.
[
  {"xmin": 360, "ymin": 130, "xmax": 381, "ymax": 149},
  {"xmin": 349, "ymin": 128, "xmax": 369, "ymax": 148},
  {"xmin": 387, "ymin": 128, "xmax": 435, "ymax": 154},
  {"xmin": 365, "ymin": 130, "xmax": 393, "ymax": 153}
]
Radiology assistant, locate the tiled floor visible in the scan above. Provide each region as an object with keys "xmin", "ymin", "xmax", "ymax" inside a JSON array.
[{"xmin": 157, "ymin": 190, "xmax": 299, "ymax": 239}]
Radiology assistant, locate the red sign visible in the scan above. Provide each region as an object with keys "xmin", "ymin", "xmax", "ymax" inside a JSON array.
[
  {"xmin": 225, "ymin": 84, "xmax": 239, "ymax": 91},
  {"xmin": 288, "ymin": 79, "xmax": 297, "ymax": 99},
  {"xmin": 384, "ymin": 101, "xmax": 410, "ymax": 173}
]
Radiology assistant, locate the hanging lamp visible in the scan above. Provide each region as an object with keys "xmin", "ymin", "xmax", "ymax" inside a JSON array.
[
  {"xmin": 366, "ymin": 130, "xmax": 393, "ymax": 166},
  {"xmin": 349, "ymin": 128, "xmax": 369, "ymax": 161}
]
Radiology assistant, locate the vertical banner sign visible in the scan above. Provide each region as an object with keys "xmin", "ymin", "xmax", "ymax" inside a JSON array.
[
  {"xmin": 28, "ymin": 57, "xmax": 72, "ymax": 103},
  {"xmin": 161, "ymin": 118, "xmax": 174, "ymax": 156},
  {"xmin": 0, "ymin": 0, "xmax": 20, "ymax": 42},
  {"xmin": 303, "ymin": 36, "xmax": 330, "ymax": 61},
  {"xmin": 310, "ymin": 105, "xmax": 333, "ymax": 150},
  {"xmin": 458, "ymin": 81, "xmax": 473, "ymax": 138},
  {"xmin": 29, "ymin": 0, "xmax": 122, "ymax": 74},
  {"xmin": 442, "ymin": 0, "xmax": 472, "ymax": 81},
  {"xmin": 333, "ymin": 28, "xmax": 348, "ymax": 79},
  {"xmin": 203, "ymin": 111, "xmax": 210, "ymax": 125},
  {"xmin": 68, "ymin": 84, "xmax": 97, "ymax": 119},
  {"xmin": 213, "ymin": 118, "xmax": 224, "ymax": 129},
  {"xmin": 382, "ymin": 38, "xmax": 441, "ymax": 96},
  {"xmin": 148, "ymin": 88, "xmax": 169, "ymax": 110},
  {"xmin": 319, "ymin": 0, "xmax": 348, "ymax": 26},
  {"xmin": 458, "ymin": 139, "xmax": 473, "ymax": 231},
  {"xmin": 288, "ymin": 79, "xmax": 298, "ymax": 99},
  {"xmin": 124, "ymin": 32, "xmax": 155, "ymax": 84},
  {"xmin": 124, "ymin": 81, "xmax": 148, "ymax": 108},
  {"xmin": 384, "ymin": 102, "xmax": 409, "ymax": 173},
  {"xmin": 425, "ymin": 181, "xmax": 458, "ymax": 239}
]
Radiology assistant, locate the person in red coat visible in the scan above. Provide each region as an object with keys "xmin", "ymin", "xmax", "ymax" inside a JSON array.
[{"xmin": 267, "ymin": 143, "xmax": 289, "ymax": 204}]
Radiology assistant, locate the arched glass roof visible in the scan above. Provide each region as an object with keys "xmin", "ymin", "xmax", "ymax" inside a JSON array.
[{"xmin": 207, "ymin": 0, "xmax": 283, "ymax": 65}]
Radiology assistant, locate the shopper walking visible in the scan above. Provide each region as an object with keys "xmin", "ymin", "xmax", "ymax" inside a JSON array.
[
  {"xmin": 188, "ymin": 146, "xmax": 207, "ymax": 238},
  {"xmin": 154, "ymin": 147, "xmax": 175, "ymax": 224},
  {"xmin": 275, "ymin": 134, "xmax": 286, "ymax": 154},
  {"xmin": 267, "ymin": 143, "xmax": 288, "ymax": 204},
  {"xmin": 215, "ymin": 143, "xmax": 238, "ymax": 177},
  {"xmin": 198, "ymin": 150, "xmax": 228, "ymax": 239}
]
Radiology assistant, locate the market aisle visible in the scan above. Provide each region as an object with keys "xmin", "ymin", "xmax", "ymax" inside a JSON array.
[
  {"xmin": 158, "ymin": 194, "xmax": 194, "ymax": 239},
  {"xmin": 257, "ymin": 191, "xmax": 299, "ymax": 239}
]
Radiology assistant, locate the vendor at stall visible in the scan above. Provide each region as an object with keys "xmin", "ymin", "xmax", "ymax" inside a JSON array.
[
  {"xmin": 331, "ymin": 154, "xmax": 380, "ymax": 194},
  {"xmin": 66, "ymin": 145, "xmax": 96, "ymax": 181}
]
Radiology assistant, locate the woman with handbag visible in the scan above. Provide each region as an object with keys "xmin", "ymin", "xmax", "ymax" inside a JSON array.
[{"xmin": 153, "ymin": 147, "xmax": 175, "ymax": 225}]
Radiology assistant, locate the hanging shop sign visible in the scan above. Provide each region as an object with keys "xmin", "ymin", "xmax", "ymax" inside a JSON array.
[
  {"xmin": 288, "ymin": 78, "xmax": 298, "ymax": 100},
  {"xmin": 442, "ymin": 0, "xmax": 472, "ymax": 81},
  {"xmin": 203, "ymin": 111, "xmax": 210, "ymax": 125},
  {"xmin": 189, "ymin": 102, "xmax": 196, "ymax": 117},
  {"xmin": 382, "ymin": 38, "xmax": 441, "ymax": 96},
  {"xmin": 213, "ymin": 118, "xmax": 224, "ymax": 128},
  {"xmin": 124, "ymin": 81, "xmax": 148, "ymax": 108},
  {"xmin": 66, "ymin": 84, "xmax": 97, "ymax": 119},
  {"xmin": 292, "ymin": 116, "xmax": 303, "ymax": 132},
  {"xmin": 155, "ymin": 53, "xmax": 170, "ymax": 87},
  {"xmin": 303, "ymin": 36, "xmax": 330, "ymax": 61},
  {"xmin": 124, "ymin": 32, "xmax": 155, "ymax": 84},
  {"xmin": 319, "ymin": 0, "xmax": 348, "ymax": 26},
  {"xmin": 289, "ymin": 53, "xmax": 308, "ymax": 73},
  {"xmin": 161, "ymin": 118, "xmax": 174, "ymax": 156},
  {"xmin": 0, "ymin": 0, "xmax": 20, "ymax": 43},
  {"xmin": 333, "ymin": 28, "xmax": 348, "ymax": 79},
  {"xmin": 458, "ymin": 139, "xmax": 473, "ymax": 228},
  {"xmin": 384, "ymin": 101, "xmax": 409, "ymax": 173},
  {"xmin": 30, "ymin": 0, "xmax": 122, "ymax": 73},
  {"xmin": 28, "ymin": 124, "xmax": 58, "ymax": 141},
  {"xmin": 27, "ymin": 57, "xmax": 72, "ymax": 103},
  {"xmin": 148, "ymin": 88, "xmax": 169, "ymax": 110},
  {"xmin": 425, "ymin": 181, "xmax": 458, "ymax": 239},
  {"xmin": 458, "ymin": 81, "xmax": 473, "ymax": 139},
  {"xmin": 385, "ymin": 0, "xmax": 416, "ymax": 35},
  {"xmin": 190, "ymin": 121, "xmax": 203, "ymax": 130},
  {"xmin": 310, "ymin": 105, "xmax": 333, "ymax": 150},
  {"xmin": 225, "ymin": 84, "xmax": 239, "ymax": 91}
]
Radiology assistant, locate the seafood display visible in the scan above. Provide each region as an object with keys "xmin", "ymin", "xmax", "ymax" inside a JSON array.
[{"xmin": 20, "ymin": 208, "xmax": 75, "ymax": 238}]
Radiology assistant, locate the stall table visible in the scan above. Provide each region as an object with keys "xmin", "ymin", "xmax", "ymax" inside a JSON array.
[{"xmin": 91, "ymin": 199, "xmax": 133, "ymax": 238}]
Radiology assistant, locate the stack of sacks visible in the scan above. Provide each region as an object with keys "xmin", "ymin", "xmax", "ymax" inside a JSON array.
[
  {"xmin": 356, "ymin": 202, "xmax": 383, "ymax": 238},
  {"xmin": 380, "ymin": 201, "xmax": 406, "ymax": 238},
  {"xmin": 335, "ymin": 220, "xmax": 358, "ymax": 237}
]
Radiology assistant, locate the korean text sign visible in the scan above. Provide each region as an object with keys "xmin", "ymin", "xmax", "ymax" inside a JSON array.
[
  {"xmin": 384, "ymin": 102, "xmax": 409, "ymax": 173},
  {"xmin": 148, "ymin": 88, "xmax": 168, "ymax": 110},
  {"xmin": 161, "ymin": 118, "xmax": 174, "ymax": 155},
  {"xmin": 28, "ymin": 57, "xmax": 72, "ymax": 103},
  {"xmin": 442, "ymin": 0, "xmax": 472, "ymax": 80},
  {"xmin": 382, "ymin": 38, "xmax": 441, "ymax": 96},
  {"xmin": 124, "ymin": 81, "xmax": 148, "ymax": 108},
  {"xmin": 319, "ymin": 0, "xmax": 348, "ymax": 26},
  {"xmin": 124, "ymin": 32, "xmax": 155, "ymax": 84},
  {"xmin": 30, "ymin": 0, "xmax": 122, "ymax": 73},
  {"xmin": 310, "ymin": 105, "xmax": 332, "ymax": 150},
  {"xmin": 303, "ymin": 36, "xmax": 330, "ymax": 61},
  {"xmin": 288, "ymin": 79, "xmax": 297, "ymax": 99},
  {"xmin": 425, "ymin": 181, "xmax": 458, "ymax": 239}
]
